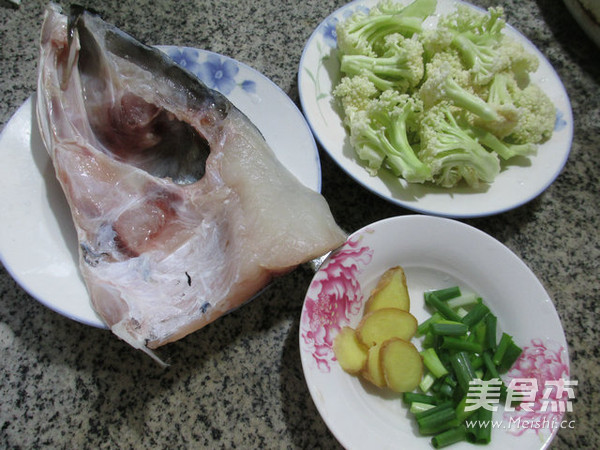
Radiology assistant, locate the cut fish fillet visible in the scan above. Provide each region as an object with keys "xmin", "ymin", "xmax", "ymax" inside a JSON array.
[{"xmin": 36, "ymin": 4, "xmax": 346, "ymax": 361}]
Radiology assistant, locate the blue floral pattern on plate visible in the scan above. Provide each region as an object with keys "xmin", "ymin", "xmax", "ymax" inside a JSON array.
[
  {"xmin": 302, "ymin": 4, "xmax": 371, "ymax": 124},
  {"xmin": 164, "ymin": 47, "xmax": 257, "ymax": 97}
]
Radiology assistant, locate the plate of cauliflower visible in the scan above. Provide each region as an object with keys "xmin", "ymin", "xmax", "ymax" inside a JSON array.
[{"xmin": 298, "ymin": 0, "xmax": 573, "ymax": 218}]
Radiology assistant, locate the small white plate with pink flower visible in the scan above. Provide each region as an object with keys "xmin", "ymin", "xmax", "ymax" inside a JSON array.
[{"xmin": 299, "ymin": 215, "xmax": 570, "ymax": 449}]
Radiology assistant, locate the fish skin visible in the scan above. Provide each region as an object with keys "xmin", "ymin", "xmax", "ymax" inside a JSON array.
[{"xmin": 36, "ymin": 4, "xmax": 347, "ymax": 360}]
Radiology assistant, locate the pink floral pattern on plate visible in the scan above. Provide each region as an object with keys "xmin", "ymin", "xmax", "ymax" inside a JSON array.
[
  {"xmin": 300, "ymin": 233, "xmax": 374, "ymax": 372},
  {"xmin": 503, "ymin": 338, "xmax": 571, "ymax": 437}
]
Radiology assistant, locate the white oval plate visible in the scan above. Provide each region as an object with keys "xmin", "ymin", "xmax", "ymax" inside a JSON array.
[
  {"xmin": 298, "ymin": 0, "xmax": 573, "ymax": 218},
  {"xmin": 0, "ymin": 47, "xmax": 322, "ymax": 328},
  {"xmin": 300, "ymin": 215, "xmax": 570, "ymax": 449}
]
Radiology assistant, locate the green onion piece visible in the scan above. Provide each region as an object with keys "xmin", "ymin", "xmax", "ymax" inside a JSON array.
[
  {"xmin": 425, "ymin": 293, "xmax": 462, "ymax": 322},
  {"xmin": 421, "ymin": 348, "xmax": 449, "ymax": 378},
  {"xmin": 467, "ymin": 407, "xmax": 493, "ymax": 444},
  {"xmin": 471, "ymin": 320, "xmax": 487, "ymax": 348},
  {"xmin": 414, "ymin": 401, "xmax": 454, "ymax": 420},
  {"xmin": 425, "ymin": 286, "xmax": 462, "ymax": 302},
  {"xmin": 437, "ymin": 348, "xmax": 452, "ymax": 366},
  {"xmin": 417, "ymin": 404, "xmax": 457, "ymax": 435},
  {"xmin": 403, "ymin": 392, "xmax": 439, "ymax": 405},
  {"xmin": 461, "ymin": 303, "xmax": 490, "ymax": 328},
  {"xmin": 441, "ymin": 337, "xmax": 483, "ymax": 354},
  {"xmin": 420, "ymin": 372, "xmax": 436, "ymax": 393},
  {"xmin": 410, "ymin": 402, "xmax": 436, "ymax": 414},
  {"xmin": 431, "ymin": 321, "xmax": 469, "ymax": 336},
  {"xmin": 438, "ymin": 382, "xmax": 454, "ymax": 398},
  {"xmin": 449, "ymin": 352, "xmax": 477, "ymax": 393},
  {"xmin": 492, "ymin": 333, "xmax": 513, "ymax": 366},
  {"xmin": 443, "ymin": 373, "xmax": 457, "ymax": 388},
  {"xmin": 470, "ymin": 354, "xmax": 484, "ymax": 370},
  {"xmin": 417, "ymin": 312, "xmax": 444, "ymax": 336},
  {"xmin": 431, "ymin": 376, "xmax": 445, "ymax": 393},
  {"xmin": 446, "ymin": 293, "xmax": 480, "ymax": 309},
  {"xmin": 431, "ymin": 425, "xmax": 468, "ymax": 448},
  {"xmin": 482, "ymin": 351, "xmax": 500, "ymax": 380},
  {"xmin": 455, "ymin": 307, "xmax": 469, "ymax": 319},
  {"xmin": 466, "ymin": 328, "xmax": 477, "ymax": 343},
  {"xmin": 498, "ymin": 341, "xmax": 523, "ymax": 373},
  {"xmin": 454, "ymin": 395, "xmax": 478, "ymax": 423},
  {"xmin": 484, "ymin": 314, "xmax": 497, "ymax": 351},
  {"xmin": 423, "ymin": 331, "xmax": 436, "ymax": 348}
]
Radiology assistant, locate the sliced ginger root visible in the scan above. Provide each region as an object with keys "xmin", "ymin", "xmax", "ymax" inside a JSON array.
[
  {"xmin": 364, "ymin": 266, "xmax": 410, "ymax": 314},
  {"xmin": 333, "ymin": 326, "xmax": 368, "ymax": 374},
  {"xmin": 380, "ymin": 338, "xmax": 423, "ymax": 393},
  {"xmin": 332, "ymin": 265, "xmax": 424, "ymax": 392},
  {"xmin": 357, "ymin": 307, "xmax": 417, "ymax": 347}
]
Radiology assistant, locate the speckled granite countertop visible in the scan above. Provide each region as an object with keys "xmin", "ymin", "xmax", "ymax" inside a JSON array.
[{"xmin": 0, "ymin": 0, "xmax": 598, "ymax": 448}]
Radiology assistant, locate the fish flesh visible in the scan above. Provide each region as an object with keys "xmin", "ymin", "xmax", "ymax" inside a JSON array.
[{"xmin": 36, "ymin": 4, "xmax": 346, "ymax": 362}]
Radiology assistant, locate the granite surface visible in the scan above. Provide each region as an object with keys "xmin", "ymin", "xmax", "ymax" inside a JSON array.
[{"xmin": 0, "ymin": 0, "xmax": 598, "ymax": 448}]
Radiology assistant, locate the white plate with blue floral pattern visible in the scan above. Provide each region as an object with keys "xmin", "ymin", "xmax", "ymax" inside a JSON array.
[
  {"xmin": 299, "ymin": 215, "xmax": 571, "ymax": 449},
  {"xmin": 298, "ymin": 0, "xmax": 573, "ymax": 218},
  {"xmin": 0, "ymin": 47, "xmax": 321, "ymax": 328}
]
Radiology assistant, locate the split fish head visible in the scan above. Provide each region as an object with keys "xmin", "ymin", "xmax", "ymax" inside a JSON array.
[
  {"xmin": 37, "ymin": 4, "xmax": 347, "ymax": 361},
  {"xmin": 65, "ymin": 4, "xmax": 235, "ymax": 185}
]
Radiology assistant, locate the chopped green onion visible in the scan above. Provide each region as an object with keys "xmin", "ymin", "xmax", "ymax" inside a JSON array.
[
  {"xmin": 417, "ymin": 312, "xmax": 444, "ymax": 336},
  {"xmin": 438, "ymin": 382, "xmax": 455, "ymax": 398},
  {"xmin": 454, "ymin": 395, "xmax": 477, "ymax": 423},
  {"xmin": 423, "ymin": 331, "xmax": 436, "ymax": 348},
  {"xmin": 419, "ymin": 372, "xmax": 436, "ymax": 393},
  {"xmin": 497, "ymin": 340, "xmax": 523, "ymax": 373},
  {"xmin": 425, "ymin": 293, "xmax": 462, "ymax": 322},
  {"xmin": 403, "ymin": 392, "xmax": 438, "ymax": 405},
  {"xmin": 492, "ymin": 332, "xmax": 513, "ymax": 366},
  {"xmin": 482, "ymin": 351, "xmax": 500, "ymax": 380},
  {"xmin": 417, "ymin": 403, "xmax": 456, "ymax": 435},
  {"xmin": 469, "ymin": 354, "xmax": 484, "ymax": 371},
  {"xmin": 431, "ymin": 425, "xmax": 468, "ymax": 448},
  {"xmin": 421, "ymin": 348, "xmax": 449, "ymax": 378},
  {"xmin": 449, "ymin": 352, "xmax": 477, "ymax": 393},
  {"xmin": 471, "ymin": 320, "xmax": 487, "ymax": 348},
  {"xmin": 425, "ymin": 286, "xmax": 461, "ymax": 302},
  {"xmin": 466, "ymin": 407, "xmax": 493, "ymax": 444},
  {"xmin": 431, "ymin": 321, "xmax": 469, "ymax": 336},
  {"xmin": 405, "ymin": 284, "xmax": 523, "ymax": 447},
  {"xmin": 415, "ymin": 401, "xmax": 454, "ymax": 420},
  {"xmin": 446, "ymin": 292, "xmax": 480, "ymax": 309},
  {"xmin": 455, "ymin": 307, "xmax": 469, "ymax": 319},
  {"xmin": 443, "ymin": 374, "xmax": 457, "ymax": 388},
  {"xmin": 441, "ymin": 337, "xmax": 483, "ymax": 354},
  {"xmin": 410, "ymin": 402, "xmax": 436, "ymax": 414},
  {"xmin": 484, "ymin": 314, "xmax": 497, "ymax": 351},
  {"xmin": 461, "ymin": 303, "xmax": 490, "ymax": 328}
]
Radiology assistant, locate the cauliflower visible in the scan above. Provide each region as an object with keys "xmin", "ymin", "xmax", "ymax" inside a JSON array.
[
  {"xmin": 336, "ymin": 0, "xmax": 436, "ymax": 57},
  {"xmin": 345, "ymin": 91, "xmax": 431, "ymax": 182},
  {"xmin": 339, "ymin": 33, "xmax": 425, "ymax": 92},
  {"xmin": 332, "ymin": 0, "xmax": 557, "ymax": 188}
]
